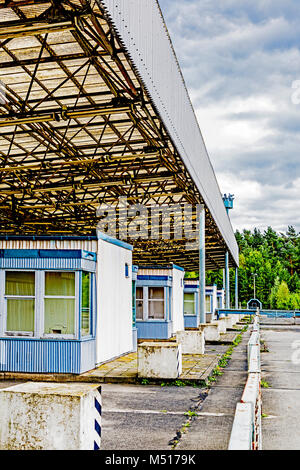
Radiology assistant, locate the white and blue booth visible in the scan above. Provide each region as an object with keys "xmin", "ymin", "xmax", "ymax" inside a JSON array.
[
  {"xmin": 184, "ymin": 280, "xmax": 218, "ymax": 327},
  {"xmin": 136, "ymin": 264, "xmax": 185, "ymax": 340},
  {"xmin": 217, "ymin": 288, "xmax": 225, "ymax": 309},
  {"xmin": 0, "ymin": 232, "xmax": 134, "ymax": 374}
]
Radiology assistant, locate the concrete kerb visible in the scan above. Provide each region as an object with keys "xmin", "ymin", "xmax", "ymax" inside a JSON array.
[{"xmin": 228, "ymin": 312, "xmax": 262, "ymax": 450}]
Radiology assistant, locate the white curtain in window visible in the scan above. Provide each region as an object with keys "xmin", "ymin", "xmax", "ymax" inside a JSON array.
[
  {"xmin": 44, "ymin": 272, "xmax": 75, "ymax": 334},
  {"xmin": 136, "ymin": 287, "xmax": 144, "ymax": 319},
  {"xmin": 205, "ymin": 295, "xmax": 211, "ymax": 313},
  {"xmin": 148, "ymin": 287, "xmax": 164, "ymax": 320},
  {"xmin": 7, "ymin": 298, "xmax": 35, "ymax": 332},
  {"xmin": 81, "ymin": 272, "xmax": 90, "ymax": 336},
  {"xmin": 184, "ymin": 293, "xmax": 195, "ymax": 315},
  {"xmin": 6, "ymin": 271, "xmax": 35, "ymax": 296},
  {"xmin": 44, "ymin": 298, "xmax": 75, "ymax": 334}
]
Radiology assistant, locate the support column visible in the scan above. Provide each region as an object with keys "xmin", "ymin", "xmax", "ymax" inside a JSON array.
[
  {"xmin": 235, "ymin": 267, "xmax": 239, "ymax": 310},
  {"xmin": 199, "ymin": 206, "xmax": 206, "ymax": 324},
  {"xmin": 225, "ymin": 251, "xmax": 230, "ymax": 309}
]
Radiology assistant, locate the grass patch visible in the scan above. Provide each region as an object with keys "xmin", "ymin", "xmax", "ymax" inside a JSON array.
[{"xmin": 261, "ymin": 380, "xmax": 270, "ymax": 388}]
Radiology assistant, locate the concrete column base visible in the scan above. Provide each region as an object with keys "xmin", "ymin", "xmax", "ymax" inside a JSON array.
[
  {"xmin": 138, "ymin": 341, "xmax": 182, "ymax": 379},
  {"xmin": 176, "ymin": 329, "xmax": 205, "ymax": 354},
  {"xmin": 0, "ymin": 382, "xmax": 102, "ymax": 450},
  {"xmin": 199, "ymin": 323, "xmax": 220, "ymax": 342}
]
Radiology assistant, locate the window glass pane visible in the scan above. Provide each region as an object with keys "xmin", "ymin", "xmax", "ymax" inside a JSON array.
[
  {"xmin": 136, "ymin": 300, "xmax": 144, "ymax": 320},
  {"xmin": 148, "ymin": 300, "xmax": 164, "ymax": 319},
  {"xmin": 44, "ymin": 298, "xmax": 75, "ymax": 334},
  {"xmin": 149, "ymin": 287, "xmax": 164, "ymax": 300},
  {"xmin": 136, "ymin": 287, "xmax": 143, "ymax": 300},
  {"xmin": 184, "ymin": 293, "xmax": 194, "ymax": 302},
  {"xmin": 205, "ymin": 295, "xmax": 211, "ymax": 312},
  {"xmin": 6, "ymin": 299, "xmax": 34, "ymax": 332},
  {"xmin": 184, "ymin": 293, "xmax": 195, "ymax": 315},
  {"xmin": 45, "ymin": 272, "xmax": 75, "ymax": 296},
  {"xmin": 6, "ymin": 271, "xmax": 35, "ymax": 296},
  {"xmin": 81, "ymin": 272, "xmax": 91, "ymax": 336}
]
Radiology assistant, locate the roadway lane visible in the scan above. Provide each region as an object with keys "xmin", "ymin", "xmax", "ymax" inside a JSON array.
[{"xmin": 261, "ymin": 324, "xmax": 300, "ymax": 450}]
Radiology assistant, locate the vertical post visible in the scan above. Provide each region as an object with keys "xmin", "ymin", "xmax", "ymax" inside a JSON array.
[
  {"xmin": 225, "ymin": 251, "xmax": 230, "ymax": 309},
  {"xmin": 199, "ymin": 206, "xmax": 206, "ymax": 324},
  {"xmin": 235, "ymin": 268, "xmax": 238, "ymax": 310}
]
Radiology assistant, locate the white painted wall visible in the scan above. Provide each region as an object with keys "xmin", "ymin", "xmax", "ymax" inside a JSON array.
[
  {"xmin": 96, "ymin": 239, "xmax": 133, "ymax": 364},
  {"xmin": 212, "ymin": 285, "xmax": 218, "ymax": 319},
  {"xmin": 171, "ymin": 267, "xmax": 185, "ymax": 334}
]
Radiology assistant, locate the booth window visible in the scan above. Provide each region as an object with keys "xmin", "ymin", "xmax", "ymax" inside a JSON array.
[
  {"xmin": 205, "ymin": 295, "xmax": 211, "ymax": 313},
  {"xmin": 148, "ymin": 287, "xmax": 164, "ymax": 320},
  {"xmin": 184, "ymin": 292, "xmax": 196, "ymax": 315},
  {"xmin": 136, "ymin": 287, "xmax": 144, "ymax": 320},
  {"xmin": 81, "ymin": 271, "xmax": 91, "ymax": 336},
  {"xmin": 5, "ymin": 271, "xmax": 35, "ymax": 336},
  {"xmin": 44, "ymin": 272, "xmax": 75, "ymax": 335}
]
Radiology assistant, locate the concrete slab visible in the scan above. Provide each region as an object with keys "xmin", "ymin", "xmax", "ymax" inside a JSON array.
[{"xmin": 100, "ymin": 384, "xmax": 201, "ymax": 450}]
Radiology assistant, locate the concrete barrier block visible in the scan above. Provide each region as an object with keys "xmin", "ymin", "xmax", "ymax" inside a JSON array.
[
  {"xmin": 199, "ymin": 323, "xmax": 220, "ymax": 342},
  {"xmin": 138, "ymin": 341, "xmax": 182, "ymax": 379},
  {"xmin": 177, "ymin": 329, "xmax": 205, "ymax": 354},
  {"xmin": 225, "ymin": 316, "xmax": 234, "ymax": 329},
  {"xmin": 212, "ymin": 318, "xmax": 227, "ymax": 334},
  {"xmin": 0, "ymin": 382, "xmax": 102, "ymax": 450}
]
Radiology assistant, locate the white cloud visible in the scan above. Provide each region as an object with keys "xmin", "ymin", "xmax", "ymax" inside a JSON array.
[{"xmin": 160, "ymin": 0, "xmax": 300, "ymax": 233}]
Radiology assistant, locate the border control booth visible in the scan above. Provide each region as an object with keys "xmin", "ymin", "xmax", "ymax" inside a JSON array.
[
  {"xmin": 0, "ymin": 233, "xmax": 134, "ymax": 374},
  {"xmin": 184, "ymin": 280, "xmax": 218, "ymax": 327},
  {"xmin": 136, "ymin": 265, "xmax": 185, "ymax": 340}
]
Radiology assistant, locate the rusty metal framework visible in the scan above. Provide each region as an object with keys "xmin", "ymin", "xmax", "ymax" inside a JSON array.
[{"xmin": 0, "ymin": 0, "xmax": 237, "ymax": 270}]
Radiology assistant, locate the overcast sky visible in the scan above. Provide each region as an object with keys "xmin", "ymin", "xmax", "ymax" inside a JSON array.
[{"xmin": 159, "ymin": 0, "xmax": 300, "ymax": 234}]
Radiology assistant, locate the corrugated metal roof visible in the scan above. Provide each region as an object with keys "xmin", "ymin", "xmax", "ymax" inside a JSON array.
[{"xmin": 100, "ymin": 0, "xmax": 239, "ymax": 265}]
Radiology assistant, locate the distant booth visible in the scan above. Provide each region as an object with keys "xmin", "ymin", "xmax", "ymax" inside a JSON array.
[
  {"xmin": 183, "ymin": 280, "xmax": 218, "ymax": 327},
  {"xmin": 132, "ymin": 265, "xmax": 139, "ymax": 351},
  {"xmin": 0, "ymin": 233, "xmax": 134, "ymax": 374},
  {"xmin": 217, "ymin": 289, "xmax": 225, "ymax": 309},
  {"xmin": 247, "ymin": 298, "xmax": 262, "ymax": 310},
  {"xmin": 136, "ymin": 265, "xmax": 185, "ymax": 340}
]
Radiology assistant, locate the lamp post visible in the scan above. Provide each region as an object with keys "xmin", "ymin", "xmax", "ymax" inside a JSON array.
[{"xmin": 251, "ymin": 272, "xmax": 258, "ymax": 298}]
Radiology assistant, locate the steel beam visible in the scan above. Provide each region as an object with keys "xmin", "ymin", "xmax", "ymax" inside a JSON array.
[{"xmin": 199, "ymin": 206, "xmax": 206, "ymax": 324}]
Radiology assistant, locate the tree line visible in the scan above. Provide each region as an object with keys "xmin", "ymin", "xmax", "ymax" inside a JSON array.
[{"xmin": 187, "ymin": 226, "xmax": 300, "ymax": 309}]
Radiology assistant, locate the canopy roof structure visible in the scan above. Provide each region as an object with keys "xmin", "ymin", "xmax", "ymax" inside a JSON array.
[{"xmin": 0, "ymin": 0, "xmax": 239, "ymax": 270}]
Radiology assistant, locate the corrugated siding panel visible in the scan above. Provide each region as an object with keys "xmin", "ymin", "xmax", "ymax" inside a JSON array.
[
  {"xmin": 0, "ymin": 258, "xmax": 83, "ymax": 270},
  {"xmin": 136, "ymin": 321, "xmax": 173, "ymax": 340},
  {"xmin": 184, "ymin": 315, "xmax": 198, "ymax": 329},
  {"xmin": 184, "ymin": 280, "xmax": 199, "ymax": 287},
  {"xmin": 0, "ymin": 239, "xmax": 98, "ymax": 252},
  {"xmin": 0, "ymin": 338, "xmax": 83, "ymax": 373},
  {"xmin": 99, "ymin": 0, "xmax": 238, "ymax": 265},
  {"xmin": 80, "ymin": 340, "xmax": 97, "ymax": 374},
  {"xmin": 138, "ymin": 268, "xmax": 171, "ymax": 277}
]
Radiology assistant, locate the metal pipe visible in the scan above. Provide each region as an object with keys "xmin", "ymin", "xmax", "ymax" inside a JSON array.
[
  {"xmin": 199, "ymin": 206, "xmax": 206, "ymax": 324},
  {"xmin": 225, "ymin": 251, "xmax": 230, "ymax": 309},
  {"xmin": 235, "ymin": 267, "xmax": 239, "ymax": 309}
]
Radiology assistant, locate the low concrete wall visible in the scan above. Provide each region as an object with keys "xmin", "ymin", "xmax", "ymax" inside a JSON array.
[
  {"xmin": 0, "ymin": 382, "xmax": 102, "ymax": 450},
  {"xmin": 200, "ymin": 324, "xmax": 220, "ymax": 342},
  {"xmin": 138, "ymin": 342, "xmax": 182, "ymax": 379},
  {"xmin": 176, "ymin": 329, "xmax": 205, "ymax": 354}
]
